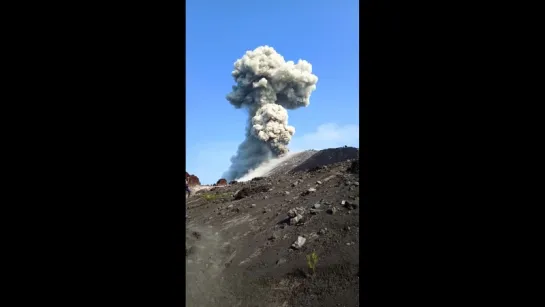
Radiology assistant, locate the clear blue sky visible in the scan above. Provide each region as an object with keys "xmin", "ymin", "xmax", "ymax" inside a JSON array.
[{"xmin": 186, "ymin": 0, "xmax": 359, "ymax": 185}]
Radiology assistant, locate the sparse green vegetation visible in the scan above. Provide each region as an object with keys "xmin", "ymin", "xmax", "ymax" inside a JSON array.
[
  {"xmin": 202, "ymin": 192, "xmax": 232, "ymax": 201},
  {"xmin": 306, "ymin": 251, "xmax": 319, "ymax": 275}
]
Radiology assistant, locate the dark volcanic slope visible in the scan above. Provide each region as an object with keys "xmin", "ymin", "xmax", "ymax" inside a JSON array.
[
  {"xmin": 290, "ymin": 147, "xmax": 359, "ymax": 173},
  {"xmin": 185, "ymin": 147, "xmax": 360, "ymax": 307}
]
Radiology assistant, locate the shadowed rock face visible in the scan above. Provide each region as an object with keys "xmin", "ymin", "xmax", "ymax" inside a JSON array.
[
  {"xmin": 186, "ymin": 172, "xmax": 201, "ymax": 186},
  {"xmin": 347, "ymin": 159, "xmax": 360, "ymax": 174},
  {"xmin": 216, "ymin": 178, "xmax": 228, "ymax": 186}
]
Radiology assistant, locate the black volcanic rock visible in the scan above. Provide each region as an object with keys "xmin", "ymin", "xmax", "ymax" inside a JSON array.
[{"xmin": 347, "ymin": 159, "xmax": 360, "ymax": 174}]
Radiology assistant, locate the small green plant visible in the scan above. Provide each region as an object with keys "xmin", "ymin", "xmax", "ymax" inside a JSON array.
[
  {"xmin": 306, "ymin": 251, "xmax": 319, "ymax": 275},
  {"xmin": 203, "ymin": 193, "xmax": 217, "ymax": 201},
  {"xmin": 202, "ymin": 192, "xmax": 232, "ymax": 201}
]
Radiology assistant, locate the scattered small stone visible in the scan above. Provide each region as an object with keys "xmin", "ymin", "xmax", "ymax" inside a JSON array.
[
  {"xmin": 318, "ymin": 228, "xmax": 327, "ymax": 235},
  {"xmin": 284, "ymin": 191, "xmax": 290, "ymax": 196},
  {"xmin": 353, "ymin": 182, "xmax": 360, "ymax": 186},
  {"xmin": 290, "ymin": 214, "xmax": 303, "ymax": 225},
  {"xmin": 346, "ymin": 242, "xmax": 352, "ymax": 246},
  {"xmin": 264, "ymin": 195, "xmax": 269, "ymax": 199},
  {"xmin": 287, "ymin": 209, "xmax": 297, "ymax": 218},
  {"xmin": 345, "ymin": 226, "xmax": 351, "ymax": 231},
  {"xmin": 276, "ymin": 258, "xmax": 287, "ymax": 266},
  {"xmin": 327, "ymin": 207, "xmax": 338, "ymax": 215},
  {"xmin": 316, "ymin": 181, "xmax": 322, "ymax": 185},
  {"xmin": 292, "ymin": 182, "xmax": 299, "ymax": 187},
  {"xmin": 269, "ymin": 233, "xmax": 278, "ymax": 241},
  {"xmin": 301, "ymin": 187, "xmax": 317, "ymax": 196},
  {"xmin": 287, "ymin": 207, "xmax": 305, "ymax": 218},
  {"xmin": 227, "ymin": 204, "xmax": 233, "ymax": 209},
  {"xmin": 312, "ymin": 203, "xmax": 321, "ymax": 209},
  {"xmin": 309, "ymin": 209, "xmax": 322, "ymax": 215},
  {"xmin": 251, "ymin": 204, "xmax": 256, "ymax": 208},
  {"xmin": 341, "ymin": 200, "xmax": 347, "ymax": 205},
  {"xmin": 306, "ymin": 233, "xmax": 319, "ymax": 241},
  {"xmin": 291, "ymin": 236, "xmax": 306, "ymax": 249}
]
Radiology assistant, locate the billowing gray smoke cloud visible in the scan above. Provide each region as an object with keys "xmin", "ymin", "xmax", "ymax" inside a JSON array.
[{"xmin": 222, "ymin": 46, "xmax": 318, "ymax": 181}]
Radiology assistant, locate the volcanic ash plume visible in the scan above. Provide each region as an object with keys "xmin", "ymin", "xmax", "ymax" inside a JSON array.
[{"xmin": 222, "ymin": 46, "xmax": 318, "ymax": 181}]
